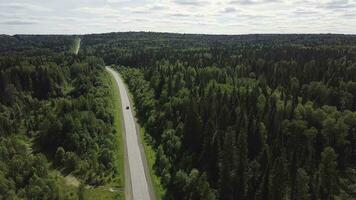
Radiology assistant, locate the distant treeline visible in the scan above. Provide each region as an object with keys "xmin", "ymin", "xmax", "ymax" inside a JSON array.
[{"xmin": 80, "ymin": 32, "xmax": 356, "ymax": 68}]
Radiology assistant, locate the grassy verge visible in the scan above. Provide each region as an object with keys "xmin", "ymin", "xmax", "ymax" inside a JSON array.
[
  {"xmin": 52, "ymin": 170, "xmax": 123, "ymax": 200},
  {"xmin": 52, "ymin": 171, "xmax": 79, "ymax": 199},
  {"xmin": 139, "ymin": 128, "xmax": 166, "ymax": 199},
  {"xmin": 106, "ymin": 70, "xmax": 125, "ymax": 199},
  {"xmin": 83, "ymin": 187, "xmax": 123, "ymax": 200}
]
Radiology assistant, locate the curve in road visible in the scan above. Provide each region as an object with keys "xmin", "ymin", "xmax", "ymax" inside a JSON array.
[{"xmin": 106, "ymin": 66, "xmax": 153, "ymax": 200}]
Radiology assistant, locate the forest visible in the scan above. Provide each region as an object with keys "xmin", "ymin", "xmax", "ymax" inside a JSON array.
[
  {"xmin": 102, "ymin": 33, "xmax": 356, "ymax": 200},
  {"xmin": 1, "ymin": 32, "xmax": 356, "ymax": 200},
  {"xmin": 0, "ymin": 35, "xmax": 121, "ymax": 199}
]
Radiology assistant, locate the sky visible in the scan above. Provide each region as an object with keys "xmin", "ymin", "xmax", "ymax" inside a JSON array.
[{"xmin": 0, "ymin": 0, "xmax": 355, "ymax": 35}]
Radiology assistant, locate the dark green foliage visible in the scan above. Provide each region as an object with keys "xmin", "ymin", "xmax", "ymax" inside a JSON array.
[
  {"xmin": 295, "ymin": 168, "xmax": 310, "ymax": 200},
  {"xmin": 113, "ymin": 33, "xmax": 356, "ymax": 200},
  {"xmin": 0, "ymin": 36, "xmax": 117, "ymax": 199},
  {"xmin": 319, "ymin": 147, "xmax": 339, "ymax": 200},
  {"xmin": 0, "ymin": 136, "xmax": 60, "ymax": 200},
  {"xmin": 2, "ymin": 32, "xmax": 356, "ymax": 199}
]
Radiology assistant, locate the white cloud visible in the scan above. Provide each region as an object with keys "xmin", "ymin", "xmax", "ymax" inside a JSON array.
[
  {"xmin": 0, "ymin": 0, "xmax": 355, "ymax": 34},
  {"xmin": 0, "ymin": 2, "xmax": 52, "ymax": 12}
]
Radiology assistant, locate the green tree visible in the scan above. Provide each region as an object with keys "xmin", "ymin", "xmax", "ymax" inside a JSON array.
[
  {"xmin": 294, "ymin": 168, "xmax": 310, "ymax": 200},
  {"xmin": 319, "ymin": 147, "xmax": 339, "ymax": 200},
  {"xmin": 55, "ymin": 147, "xmax": 65, "ymax": 165},
  {"xmin": 234, "ymin": 130, "xmax": 248, "ymax": 200},
  {"xmin": 269, "ymin": 156, "xmax": 288, "ymax": 200},
  {"xmin": 219, "ymin": 130, "xmax": 236, "ymax": 200}
]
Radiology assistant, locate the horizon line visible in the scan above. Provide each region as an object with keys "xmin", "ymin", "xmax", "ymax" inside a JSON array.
[{"xmin": 2, "ymin": 31, "xmax": 356, "ymax": 37}]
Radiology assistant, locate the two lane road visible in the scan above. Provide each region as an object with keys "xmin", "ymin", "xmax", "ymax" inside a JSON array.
[{"xmin": 106, "ymin": 66, "xmax": 154, "ymax": 200}]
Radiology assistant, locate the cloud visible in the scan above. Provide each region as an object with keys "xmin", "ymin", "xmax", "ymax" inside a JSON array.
[
  {"xmin": 229, "ymin": 0, "xmax": 280, "ymax": 5},
  {"xmin": 342, "ymin": 12, "xmax": 356, "ymax": 19},
  {"xmin": 221, "ymin": 7, "xmax": 237, "ymax": 13},
  {"xmin": 322, "ymin": 0, "xmax": 354, "ymax": 10},
  {"xmin": 172, "ymin": 0, "xmax": 209, "ymax": 6},
  {"xmin": 150, "ymin": 5, "xmax": 167, "ymax": 10},
  {"xmin": 293, "ymin": 9, "xmax": 318, "ymax": 16},
  {"xmin": 106, "ymin": 0, "xmax": 127, "ymax": 2},
  {"xmin": 237, "ymin": 13, "xmax": 274, "ymax": 20},
  {"xmin": 1, "ymin": 20, "xmax": 38, "ymax": 25},
  {"xmin": 73, "ymin": 6, "xmax": 119, "ymax": 15},
  {"xmin": 132, "ymin": 10, "xmax": 150, "ymax": 14},
  {"xmin": 0, "ymin": 3, "xmax": 52, "ymax": 12},
  {"xmin": 0, "ymin": 0, "xmax": 355, "ymax": 34},
  {"xmin": 169, "ymin": 13, "xmax": 191, "ymax": 17}
]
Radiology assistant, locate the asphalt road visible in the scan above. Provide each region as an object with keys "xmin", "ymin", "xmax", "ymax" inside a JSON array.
[{"xmin": 106, "ymin": 67, "xmax": 153, "ymax": 200}]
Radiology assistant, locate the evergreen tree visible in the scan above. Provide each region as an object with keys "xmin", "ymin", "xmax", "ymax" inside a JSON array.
[
  {"xmin": 294, "ymin": 168, "xmax": 310, "ymax": 200},
  {"xmin": 319, "ymin": 147, "xmax": 339, "ymax": 200},
  {"xmin": 234, "ymin": 129, "xmax": 248, "ymax": 200}
]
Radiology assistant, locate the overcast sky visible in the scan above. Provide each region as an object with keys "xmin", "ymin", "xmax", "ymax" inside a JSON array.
[{"xmin": 0, "ymin": 0, "xmax": 355, "ymax": 35}]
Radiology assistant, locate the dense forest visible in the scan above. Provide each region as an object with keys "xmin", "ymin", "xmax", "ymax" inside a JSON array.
[
  {"xmin": 92, "ymin": 33, "xmax": 356, "ymax": 200},
  {"xmin": 0, "ymin": 36, "xmax": 121, "ymax": 199},
  {"xmin": 1, "ymin": 32, "xmax": 356, "ymax": 200}
]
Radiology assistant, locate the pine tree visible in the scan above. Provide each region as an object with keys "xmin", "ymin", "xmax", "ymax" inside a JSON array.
[
  {"xmin": 294, "ymin": 168, "xmax": 310, "ymax": 200},
  {"xmin": 234, "ymin": 129, "xmax": 248, "ymax": 199},
  {"xmin": 269, "ymin": 156, "xmax": 288, "ymax": 200},
  {"xmin": 319, "ymin": 147, "xmax": 339, "ymax": 200},
  {"xmin": 218, "ymin": 129, "xmax": 236, "ymax": 200},
  {"xmin": 256, "ymin": 146, "xmax": 271, "ymax": 200}
]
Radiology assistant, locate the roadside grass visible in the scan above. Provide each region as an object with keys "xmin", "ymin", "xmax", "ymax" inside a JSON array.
[
  {"xmin": 106, "ymin": 69, "xmax": 125, "ymax": 199},
  {"xmin": 139, "ymin": 127, "xmax": 166, "ymax": 200},
  {"xmin": 52, "ymin": 170, "xmax": 123, "ymax": 200},
  {"xmin": 51, "ymin": 170, "xmax": 79, "ymax": 199},
  {"xmin": 83, "ymin": 187, "xmax": 123, "ymax": 200}
]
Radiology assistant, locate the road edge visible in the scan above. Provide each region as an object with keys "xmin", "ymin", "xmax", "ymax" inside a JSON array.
[
  {"xmin": 125, "ymin": 80, "xmax": 157, "ymax": 200},
  {"xmin": 106, "ymin": 67, "xmax": 133, "ymax": 200},
  {"xmin": 108, "ymin": 66, "xmax": 157, "ymax": 200}
]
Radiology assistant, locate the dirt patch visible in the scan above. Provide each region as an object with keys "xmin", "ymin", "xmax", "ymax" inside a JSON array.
[{"xmin": 64, "ymin": 174, "xmax": 80, "ymax": 187}]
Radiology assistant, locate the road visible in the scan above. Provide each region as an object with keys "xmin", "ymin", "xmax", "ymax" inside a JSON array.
[
  {"xmin": 74, "ymin": 37, "xmax": 81, "ymax": 55},
  {"xmin": 106, "ymin": 66, "xmax": 154, "ymax": 200}
]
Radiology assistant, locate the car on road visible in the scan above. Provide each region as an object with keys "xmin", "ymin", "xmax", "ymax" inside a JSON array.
[{"xmin": 126, "ymin": 106, "xmax": 129, "ymax": 110}]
